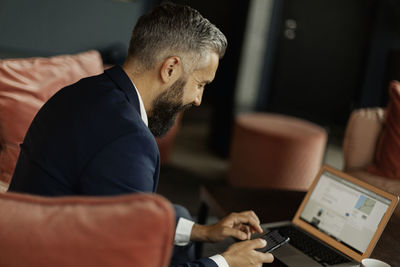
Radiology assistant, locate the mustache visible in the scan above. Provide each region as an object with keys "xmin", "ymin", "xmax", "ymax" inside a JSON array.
[{"xmin": 181, "ymin": 103, "xmax": 193, "ymax": 111}]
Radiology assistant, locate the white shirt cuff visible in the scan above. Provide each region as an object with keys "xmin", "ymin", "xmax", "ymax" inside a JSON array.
[
  {"xmin": 174, "ymin": 217, "xmax": 195, "ymax": 246},
  {"xmin": 209, "ymin": 254, "xmax": 230, "ymax": 267}
]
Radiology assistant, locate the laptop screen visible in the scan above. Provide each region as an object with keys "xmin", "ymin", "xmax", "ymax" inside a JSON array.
[{"xmin": 299, "ymin": 171, "xmax": 391, "ymax": 254}]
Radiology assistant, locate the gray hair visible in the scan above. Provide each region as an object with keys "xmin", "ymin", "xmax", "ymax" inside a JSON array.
[{"xmin": 127, "ymin": 2, "xmax": 227, "ymax": 71}]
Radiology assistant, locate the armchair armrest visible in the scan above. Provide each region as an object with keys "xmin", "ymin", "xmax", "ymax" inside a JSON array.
[{"xmin": 343, "ymin": 108, "xmax": 385, "ymax": 172}]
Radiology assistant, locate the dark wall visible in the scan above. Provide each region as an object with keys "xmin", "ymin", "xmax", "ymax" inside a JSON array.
[{"xmin": 0, "ymin": 0, "xmax": 150, "ymax": 60}]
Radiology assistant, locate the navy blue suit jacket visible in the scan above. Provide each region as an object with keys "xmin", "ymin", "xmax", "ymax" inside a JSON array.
[
  {"xmin": 9, "ymin": 66, "xmax": 160, "ymax": 196},
  {"xmin": 8, "ymin": 66, "xmax": 217, "ymax": 267}
]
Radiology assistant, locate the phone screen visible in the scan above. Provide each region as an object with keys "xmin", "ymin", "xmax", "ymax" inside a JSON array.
[{"xmin": 256, "ymin": 230, "xmax": 290, "ymax": 253}]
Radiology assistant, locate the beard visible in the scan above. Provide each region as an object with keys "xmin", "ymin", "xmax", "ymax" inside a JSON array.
[{"xmin": 148, "ymin": 77, "xmax": 192, "ymax": 138}]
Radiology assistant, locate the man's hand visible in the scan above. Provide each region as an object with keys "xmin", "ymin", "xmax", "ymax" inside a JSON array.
[
  {"xmin": 222, "ymin": 238, "xmax": 274, "ymax": 267},
  {"xmin": 190, "ymin": 210, "xmax": 263, "ymax": 242}
]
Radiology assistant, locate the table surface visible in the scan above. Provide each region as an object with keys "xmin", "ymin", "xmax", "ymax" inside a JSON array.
[{"xmin": 200, "ymin": 185, "xmax": 400, "ymax": 266}]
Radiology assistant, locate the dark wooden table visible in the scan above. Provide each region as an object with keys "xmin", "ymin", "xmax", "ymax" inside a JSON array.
[{"xmin": 197, "ymin": 185, "xmax": 400, "ymax": 266}]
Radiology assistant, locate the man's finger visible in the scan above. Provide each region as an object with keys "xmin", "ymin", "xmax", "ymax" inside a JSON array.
[
  {"xmin": 239, "ymin": 225, "xmax": 251, "ymax": 239},
  {"xmin": 223, "ymin": 227, "xmax": 249, "ymax": 240},
  {"xmin": 258, "ymin": 252, "xmax": 274, "ymax": 263},
  {"xmin": 241, "ymin": 210, "xmax": 260, "ymax": 225},
  {"xmin": 245, "ymin": 238, "xmax": 267, "ymax": 249},
  {"xmin": 233, "ymin": 214, "xmax": 263, "ymax": 233}
]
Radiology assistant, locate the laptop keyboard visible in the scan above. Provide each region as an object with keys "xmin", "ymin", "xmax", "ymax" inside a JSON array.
[{"xmin": 272, "ymin": 225, "xmax": 351, "ymax": 266}]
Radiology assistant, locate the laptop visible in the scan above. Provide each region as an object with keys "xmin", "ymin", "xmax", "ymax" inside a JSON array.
[{"xmin": 259, "ymin": 165, "xmax": 399, "ymax": 267}]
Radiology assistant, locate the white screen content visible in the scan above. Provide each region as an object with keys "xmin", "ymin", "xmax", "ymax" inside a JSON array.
[{"xmin": 300, "ymin": 172, "xmax": 391, "ymax": 253}]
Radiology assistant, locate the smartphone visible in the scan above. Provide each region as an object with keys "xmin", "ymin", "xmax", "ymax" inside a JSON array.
[{"xmin": 256, "ymin": 230, "xmax": 290, "ymax": 253}]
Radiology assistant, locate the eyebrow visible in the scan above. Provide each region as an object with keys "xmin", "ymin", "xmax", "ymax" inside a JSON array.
[{"xmin": 196, "ymin": 77, "xmax": 213, "ymax": 85}]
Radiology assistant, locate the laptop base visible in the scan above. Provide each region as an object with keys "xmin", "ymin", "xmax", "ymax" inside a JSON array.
[{"xmin": 260, "ymin": 222, "xmax": 359, "ymax": 267}]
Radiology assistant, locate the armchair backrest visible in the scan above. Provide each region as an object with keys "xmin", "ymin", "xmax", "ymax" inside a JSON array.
[
  {"xmin": 0, "ymin": 192, "xmax": 175, "ymax": 267},
  {"xmin": 343, "ymin": 108, "xmax": 385, "ymax": 172}
]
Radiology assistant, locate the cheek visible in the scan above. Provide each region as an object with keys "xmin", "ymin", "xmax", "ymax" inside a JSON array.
[{"xmin": 182, "ymin": 84, "xmax": 198, "ymax": 104}]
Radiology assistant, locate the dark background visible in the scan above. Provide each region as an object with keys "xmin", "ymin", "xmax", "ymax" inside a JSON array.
[{"xmin": 1, "ymin": 0, "xmax": 400, "ymax": 157}]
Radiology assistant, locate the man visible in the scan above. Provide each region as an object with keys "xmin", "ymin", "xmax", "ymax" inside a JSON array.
[{"xmin": 9, "ymin": 3, "xmax": 274, "ymax": 267}]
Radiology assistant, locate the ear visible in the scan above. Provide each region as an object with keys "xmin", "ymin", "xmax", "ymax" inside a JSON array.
[{"xmin": 160, "ymin": 56, "xmax": 183, "ymax": 84}]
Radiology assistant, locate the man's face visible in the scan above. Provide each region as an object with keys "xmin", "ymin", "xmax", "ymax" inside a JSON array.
[
  {"xmin": 148, "ymin": 77, "xmax": 189, "ymax": 137},
  {"xmin": 148, "ymin": 52, "xmax": 219, "ymax": 137}
]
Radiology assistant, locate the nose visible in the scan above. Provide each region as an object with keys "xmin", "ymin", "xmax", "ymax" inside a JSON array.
[{"xmin": 193, "ymin": 89, "xmax": 204, "ymax": 106}]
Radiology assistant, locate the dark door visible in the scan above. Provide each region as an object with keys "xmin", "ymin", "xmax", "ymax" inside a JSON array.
[{"xmin": 265, "ymin": 0, "xmax": 377, "ymax": 125}]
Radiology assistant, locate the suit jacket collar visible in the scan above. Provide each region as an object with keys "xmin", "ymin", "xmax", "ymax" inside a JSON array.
[{"xmin": 105, "ymin": 65, "xmax": 140, "ymax": 115}]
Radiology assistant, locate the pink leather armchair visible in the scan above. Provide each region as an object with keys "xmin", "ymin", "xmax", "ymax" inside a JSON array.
[
  {"xmin": 343, "ymin": 108, "xmax": 400, "ymax": 213},
  {"xmin": 0, "ymin": 192, "xmax": 175, "ymax": 267}
]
